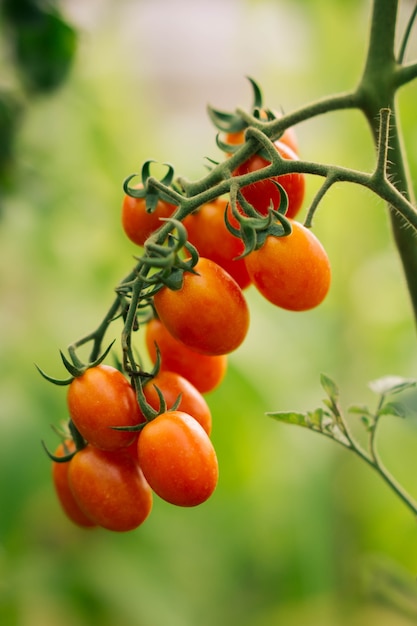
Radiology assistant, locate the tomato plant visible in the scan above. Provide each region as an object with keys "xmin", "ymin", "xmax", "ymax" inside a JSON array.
[
  {"xmin": 137, "ymin": 410, "xmax": 218, "ymax": 507},
  {"xmin": 233, "ymin": 140, "xmax": 305, "ymax": 219},
  {"xmin": 183, "ymin": 197, "xmax": 251, "ymax": 289},
  {"xmin": 153, "ymin": 257, "xmax": 250, "ymax": 356},
  {"xmin": 142, "ymin": 369, "xmax": 212, "ymax": 435},
  {"xmin": 68, "ymin": 445, "xmax": 153, "ymax": 532},
  {"xmin": 122, "ymin": 183, "xmax": 176, "ymax": 246},
  {"xmin": 67, "ymin": 365, "xmax": 143, "ymax": 450},
  {"xmin": 52, "ymin": 440, "xmax": 96, "ymax": 528},
  {"xmin": 145, "ymin": 317, "xmax": 227, "ymax": 394},
  {"xmin": 244, "ymin": 220, "xmax": 331, "ymax": 311}
]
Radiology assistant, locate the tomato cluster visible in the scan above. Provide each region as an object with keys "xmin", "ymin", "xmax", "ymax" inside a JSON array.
[
  {"xmin": 48, "ymin": 92, "xmax": 332, "ymax": 533},
  {"xmin": 52, "ymin": 364, "xmax": 219, "ymax": 531}
]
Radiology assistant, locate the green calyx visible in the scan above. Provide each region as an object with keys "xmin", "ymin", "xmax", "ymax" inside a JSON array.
[
  {"xmin": 226, "ymin": 182, "xmax": 292, "ymax": 256},
  {"xmin": 36, "ymin": 339, "xmax": 115, "ymax": 386},
  {"xmin": 207, "ymin": 76, "xmax": 264, "ymax": 136},
  {"xmin": 123, "ymin": 160, "xmax": 177, "ymax": 212}
]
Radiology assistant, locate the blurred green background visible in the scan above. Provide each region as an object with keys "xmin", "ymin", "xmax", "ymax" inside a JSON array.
[{"xmin": 2, "ymin": 0, "xmax": 417, "ymax": 624}]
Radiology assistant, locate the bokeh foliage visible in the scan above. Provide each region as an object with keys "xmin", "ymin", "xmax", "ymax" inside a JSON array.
[{"xmin": 1, "ymin": 0, "xmax": 417, "ymax": 624}]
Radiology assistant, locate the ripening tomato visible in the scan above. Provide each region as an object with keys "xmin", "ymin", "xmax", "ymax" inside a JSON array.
[
  {"xmin": 137, "ymin": 410, "xmax": 218, "ymax": 507},
  {"xmin": 226, "ymin": 110, "xmax": 298, "ymax": 155},
  {"xmin": 142, "ymin": 370, "xmax": 212, "ymax": 435},
  {"xmin": 68, "ymin": 445, "xmax": 153, "ymax": 532},
  {"xmin": 52, "ymin": 440, "xmax": 96, "ymax": 528},
  {"xmin": 122, "ymin": 184, "xmax": 176, "ymax": 246},
  {"xmin": 183, "ymin": 197, "xmax": 251, "ymax": 289},
  {"xmin": 145, "ymin": 318, "xmax": 227, "ymax": 394},
  {"xmin": 244, "ymin": 220, "xmax": 331, "ymax": 311},
  {"xmin": 67, "ymin": 365, "xmax": 142, "ymax": 451},
  {"xmin": 153, "ymin": 257, "xmax": 250, "ymax": 356},
  {"xmin": 233, "ymin": 140, "xmax": 305, "ymax": 219}
]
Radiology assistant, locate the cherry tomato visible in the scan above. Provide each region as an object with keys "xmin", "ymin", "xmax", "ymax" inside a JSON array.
[
  {"xmin": 52, "ymin": 440, "xmax": 96, "ymax": 528},
  {"xmin": 145, "ymin": 318, "xmax": 227, "ymax": 394},
  {"xmin": 67, "ymin": 365, "xmax": 142, "ymax": 451},
  {"xmin": 244, "ymin": 220, "xmax": 331, "ymax": 311},
  {"xmin": 68, "ymin": 445, "xmax": 153, "ymax": 532},
  {"xmin": 122, "ymin": 184, "xmax": 176, "ymax": 246},
  {"xmin": 153, "ymin": 257, "xmax": 250, "ymax": 356},
  {"xmin": 137, "ymin": 410, "xmax": 218, "ymax": 507},
  {"xmin": 233, "ymin": 140, "xmax": 305, "ymax": 219},
  {"xmin": 142, "ymin": 370, "xmax": 212, "ymax": 435},
  {"xmin": 226, "ymin": 109, "xmax": 298, "ymax": 155},
  {"xmin": 183, "ymin": 197, "xmax": 251, "ymax": 289}
]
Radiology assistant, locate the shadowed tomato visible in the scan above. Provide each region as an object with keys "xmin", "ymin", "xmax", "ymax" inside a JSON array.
[
  {"xmin": 52, "ymin": 440, "xmax": 96, "ymax": 528},
  {"xmin": 183, "ymin": 197, "xmax": 251, "ymax": 289},
  {"xmin": 233, "ymin": 140, "xmax": 305, "ymax": 219},
  {"xmin": 145, "ymin": 318, "xmax": 227, "ymax": 394},
  {"xmin": 69, "ymin": 445, "xmax": 153, "ymax": 532},
  {"xmin": 142, "ymin": 369, "xmax": 212, "ymax": 435}
]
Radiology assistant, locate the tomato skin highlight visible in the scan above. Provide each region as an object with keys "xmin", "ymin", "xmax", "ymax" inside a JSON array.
[
  {"xmin": 52, "ymin": 441, "xmax": 96, "ymax": 528},
  {"xmin": 137, "ymin": 410, "xmax": 218, "ymax": 507},
  {"xmin": 145, "ymin": 318, "xmax": 227, "ymax": 394},
  {"xmin": 233, "ymin": 140, "xmax": 305, "ymax": 219},
  {"xmin": 68, "ymin": 446, "xmax": 153, "ymax": 532},
  {"xmin": 183, "ymin": 197, "xmax": 251, "ymax": 289},
  {"xmin": 67, "ymin": 365, "xmax": 142, "ymax": 451},
  {"xmin": 122, "ymin": 184, "xmax": 176, "ymax": 246},
  {"xmin": 245, "ymin": 220, "xmax": 331, "ymax": 311},
  {"xmin": 153, "ymin": 257, "xmax": 250, "ymax": 356},
  {"xmin": 143, "ymin": 370, "xmax": 212, "ymax": 436}
]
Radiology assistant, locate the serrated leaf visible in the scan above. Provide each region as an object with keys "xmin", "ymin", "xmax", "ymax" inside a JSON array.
[
  {"xmin": 369, "ymin": 376, "xmax": 416, "ymax": 396},
  {"xmin": 320, "ymin": 373, "xmax": 340, "ymax": 401},
  {"xmin": 267, "ymin": 410, "xmax": 311, "ymax": 429}
]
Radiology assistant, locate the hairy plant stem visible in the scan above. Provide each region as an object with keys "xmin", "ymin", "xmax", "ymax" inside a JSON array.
[{"xmin": 356, "ymin": 0, "xmax": 417, "ymax": 321}]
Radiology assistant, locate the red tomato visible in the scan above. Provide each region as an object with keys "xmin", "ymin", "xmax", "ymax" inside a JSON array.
[
  {"xmin": 142, "ymin": 370, "xmax": 212, "ymax": 436},
  {"xmin": 137, "ymin": 410, "xmax": 218, "ymax": 507},
  {"xmin": 153, "ymin": 257, "xmax": 250, "ymax": 356},
  {"xmin": 67, "ymin": 365, "xmax": 142, "ymax": 451},
  {"xmin": 68, "ymin": 445, "xmax": 153, "ymax": 532},
  {"xmin": 233, "ymin": 140, "xmax": 305, "ymax": 219},
  {"xmin": 244, "ymin": 220, "xmax": 331, "ymax": 311},
  {"xmin": 145, "ymin": 318, "xmax": 227, "ymax": 394},
  {"xmin": 122, "ymin": 184, "xmax": 176, "ymax": 246},
  {"xmin": 52, "ymin": 441, "xmax": 96, "ymax": 528},
  {"xmin": 183, "ymin": 197, "xmax": 251, "ymax": 289}
]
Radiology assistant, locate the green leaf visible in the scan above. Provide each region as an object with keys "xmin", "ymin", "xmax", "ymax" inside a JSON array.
[
  {"xmin": 349, "ymin": 404, "xmax": 372, "ymax": 417},
  {"xmin": 267, "ymin": 410, "xmax": 312, "ymax": 429},
  {"xmin": 369, "ymin": 376, "xmax": 416, "ymax": 396},
  {"xmin": 320, "ymin": 373, "xmax": 340, "ymax": 402},
  {"xmin": 378, "ymin": 401, "xmax": 407, "ymax": 418}
]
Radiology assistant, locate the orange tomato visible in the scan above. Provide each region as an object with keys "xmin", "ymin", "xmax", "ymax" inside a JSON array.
[
  {"xmin": 153, "ymin": 257, "xmax": 250, "ymax": 356},
  {"xmin": 122, "ymin": 184, "xmax": 176, "ymax": 246},
  {"xmin": 245, "ymin": 220, "xmax": 331, "ymax": 311},
  {"xmin": 137, "ymin": 410, "xmax": 218, "ymax": 507},
  {"xmin": 67, "ymin": 365, "xmax": 142, "ymax": 451}
]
